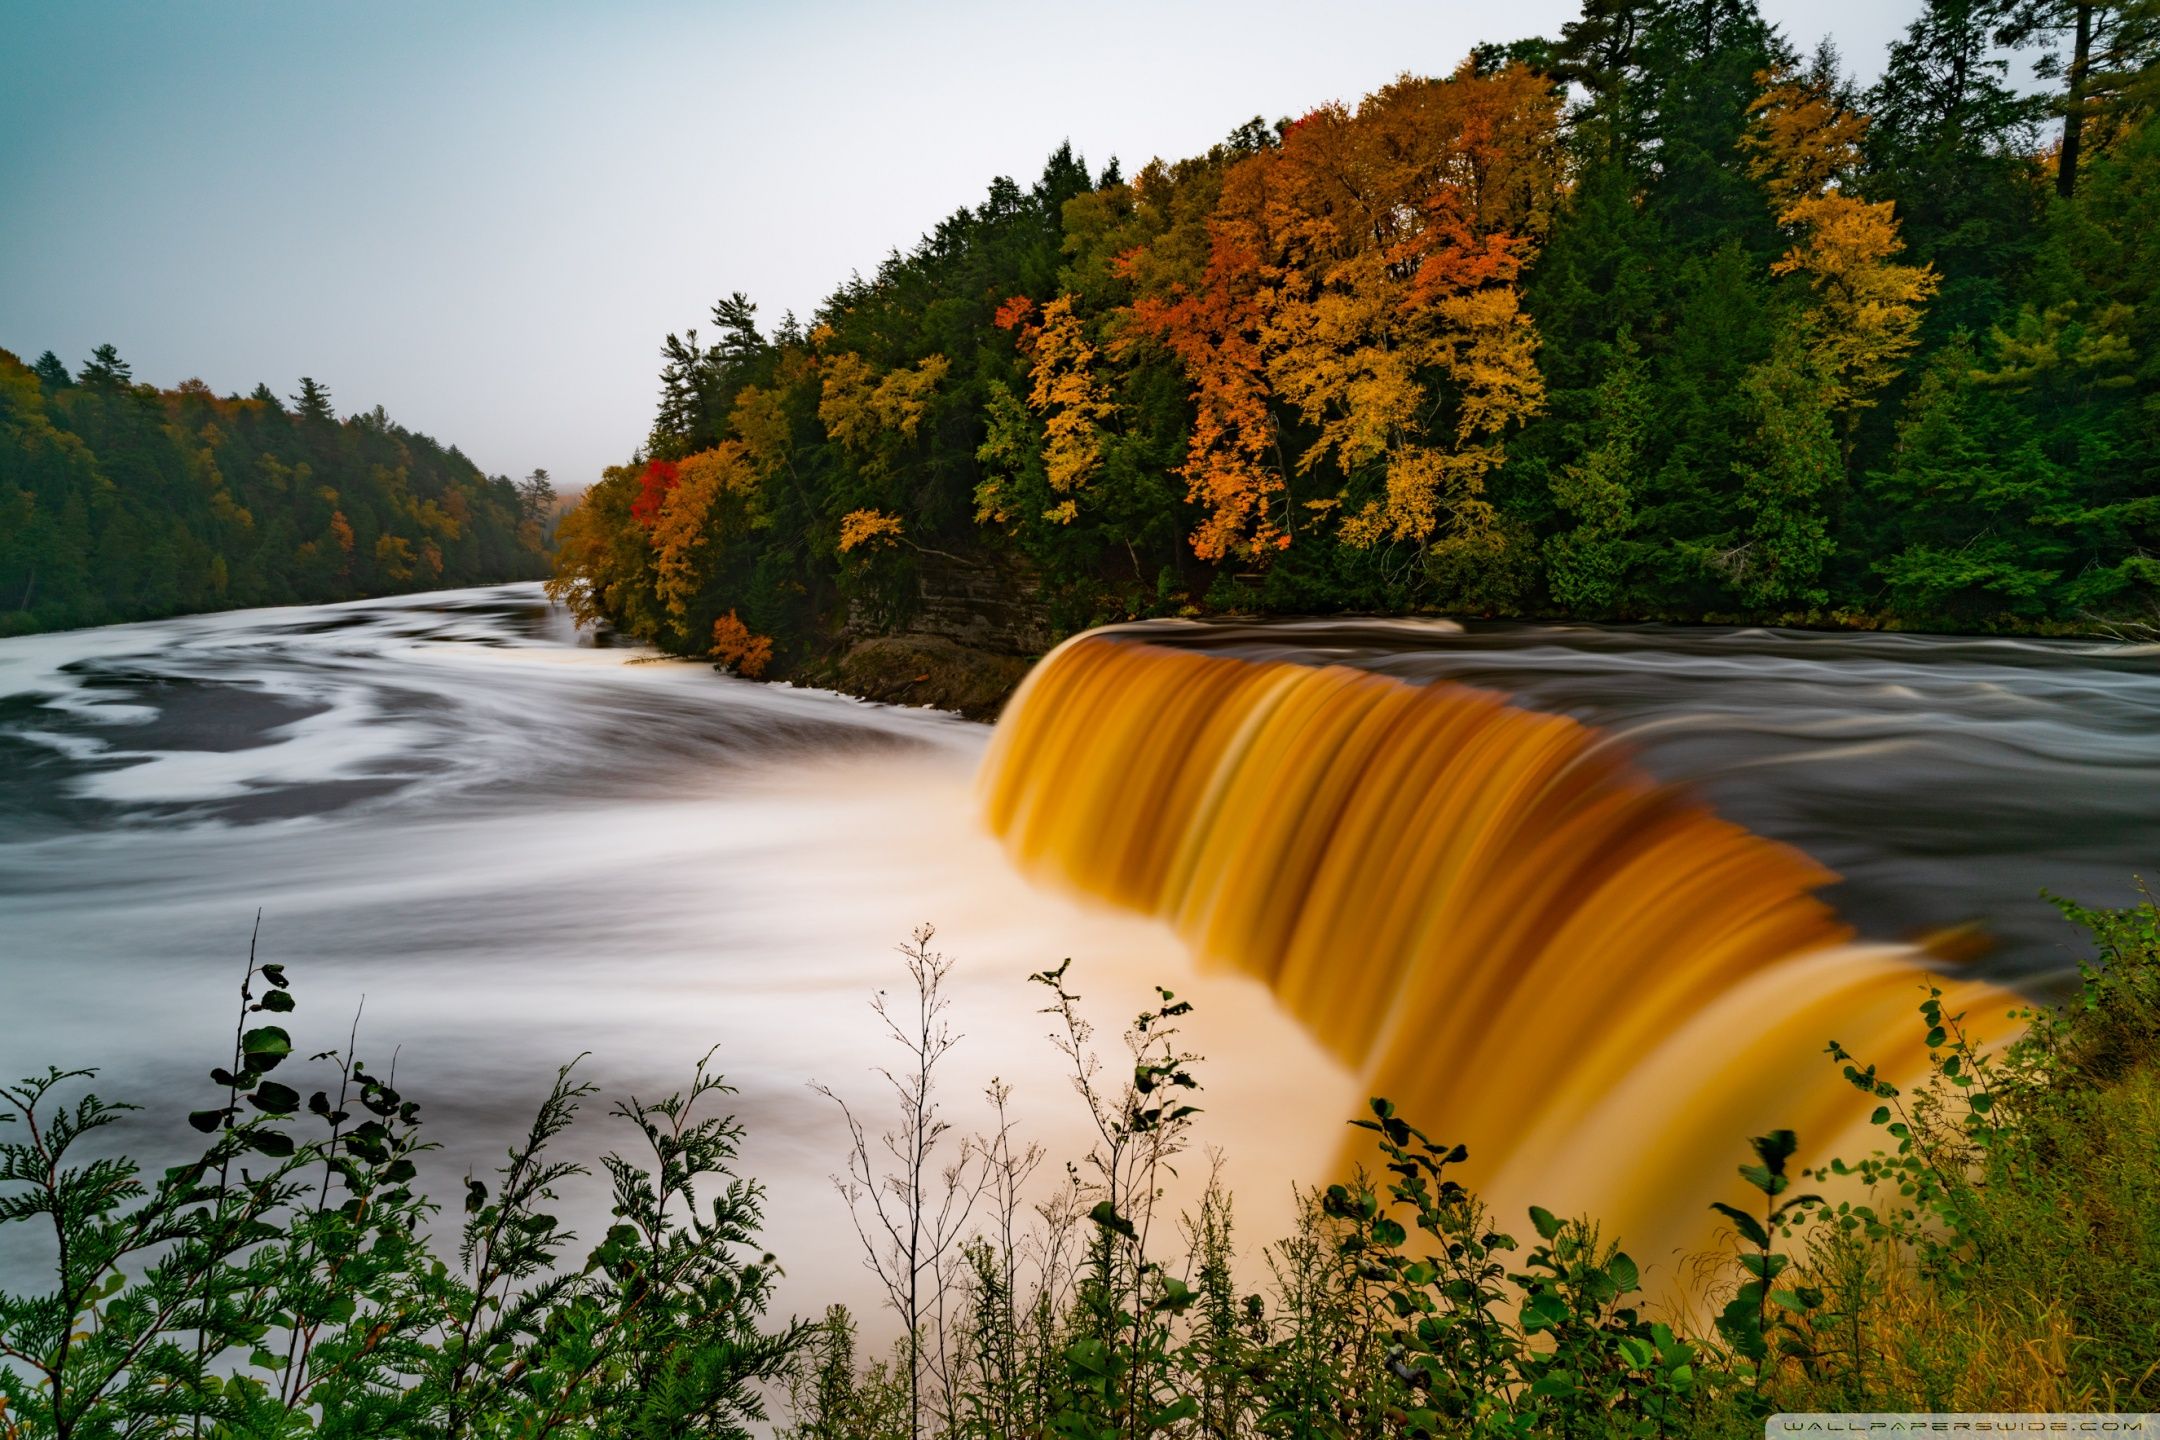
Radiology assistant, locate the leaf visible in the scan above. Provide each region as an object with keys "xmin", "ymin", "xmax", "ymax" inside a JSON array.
[
  {"xmin": 248, "ymin": 1082, "xmax": 300, "ymax": 1115},
  {"xmin": 257, "ymin": 990, "xmax": 295, "ymax": 1014},
  {"xmin": 188, "ymin": 1108, "xmax": 229, "ymax": 1133},
  {"xmin": 1087, "ymin": 1200, "xmax": 1137, "ymax": 1240},
  {"xmin": 241, "ymin": 1026, "xmax": 293, "ymax": 1071},
  {"xmin": 1709, "ymin": 1201, "xmax": 1769, "ymax": 1250},
  {"xmin": 1147, "ymin": 1397, "xmax": 1199, "ymax": 1427},
  {"xmin": 1607, "ymin": 1251, "xmax": 1640, "ymax": 1292},
  {"xmin": 1521, "ymin": 1289, "xmax": 1569, "ymax": 1332},
  {"xmin": 247, "ymin": 1130, "xmax": 295, "ymax": 1158},
  {"xmin": 1528, "ymin": 1204, "xmax": 1563, "ymax": 1241}
]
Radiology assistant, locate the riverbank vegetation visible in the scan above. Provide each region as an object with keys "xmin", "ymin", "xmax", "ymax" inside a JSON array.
[
  {"xmin": 3, "ymin": 890, "xmax": 2154, "ymax": 1436},
  {"xmin": 550, "ymin": 0, "xmax": 2160, "ymax": 676},
  {"xmin": 0, "ymin": 347, "xmax": 553, "ymax": 637}
]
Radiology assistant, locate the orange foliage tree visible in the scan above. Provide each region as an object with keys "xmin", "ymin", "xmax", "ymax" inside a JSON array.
[
  {"xmin": 709, "ymin": 609, "xmax": 773, "ymax": 678},
  {"xmin": 1120, "ymin": 63, "xmax": 1560, "ymax": 566}
]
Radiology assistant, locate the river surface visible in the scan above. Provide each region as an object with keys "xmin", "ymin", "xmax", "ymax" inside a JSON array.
[{"xmin": 2, "ymin": 584, "xmax": 2156, "ymax": 1324}]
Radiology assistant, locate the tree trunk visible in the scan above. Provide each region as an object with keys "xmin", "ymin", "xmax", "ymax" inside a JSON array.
[{"xmin": 2058, "ymin": 0, "xmax": 2094, "ymax": 198}]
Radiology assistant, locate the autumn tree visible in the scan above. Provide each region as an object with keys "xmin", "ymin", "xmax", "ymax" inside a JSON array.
[
  {"xmin": 1023, "ymin": 296, "xmax": 1115, "ymax": 525},
  {"xmin": 1271, "ymin": 67, "xmax": 1559, "ymax": 573},
  {"xmin": 1745, "ymin": 60, "xmax": 1941, "ymax": 433},
  {"xmin": 818, "ymin": 352, "xmax": 950, "ymax": 472},
  {"xmin": 649, "ymin": 442, "xmax": 764, "ymax": 623}
]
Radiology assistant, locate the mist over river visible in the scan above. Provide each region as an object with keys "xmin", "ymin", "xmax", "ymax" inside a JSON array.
[{"xmin": 2, "ymin": 584, "xmax": 2157, "ymax": 1323}]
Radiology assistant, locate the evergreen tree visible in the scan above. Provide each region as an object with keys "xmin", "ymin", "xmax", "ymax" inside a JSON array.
[
  {"xmin": 519, "ymin": 468, "xmax": 557, "ymax": 528},
  {"xmin": 1865, "ymin": 335, "xmax": 2070, "ymax": 619},
  {"xmin": 31, "ymin": 350, "xmax": 72, "ymax": 390},
  {"xmin": 78, "ymin": 343, "xmax": 133, "ymax": 391},
  {"xmin": 291, "ymin": 376, "xmax": 334, "ymax": 421},
  {"xmin": 1546, "ymin": 333, "xmax": 1649, "ymax": 612},
  {"xmin": 1865, "ymin": 0, "xmax": 2045, "ymax": 336},
  {"xmin": 1998, "ymin": 0, "xmax": 2159, "ymax": 196},
  {"xmin": 1633, "ymin": 0, "xmax": 1793, "ymax": 255},
  {"xmin": 1727, "ymin": 324, "xmax": 1842, "ymax": 609},
  {"xmin": 0, "ymin": 348, "xmax": 546, "ymax": 636}
]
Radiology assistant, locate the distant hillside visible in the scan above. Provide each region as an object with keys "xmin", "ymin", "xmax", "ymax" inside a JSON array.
[{"xmin": 0, "ymin": 345, "xmax": 552, "ymax": 636}]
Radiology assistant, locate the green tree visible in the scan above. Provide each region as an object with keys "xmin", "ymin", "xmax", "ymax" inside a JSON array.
[
  {"xmin": 1864, "ymin": 335, "xmax": 2070, "ymax": 619},
  {"xmin": 1546, "ymin": 334, "xmax": 1649, "ymax": 612},
  {"xmin": 30, "ymin": 350, "xmax": 71, "ymax": 390},
  {"xmin": 1724, "ymin": 324, "xmax": 1842, "ymax": 609},
  {"xmin": 291, "ymin": 377, "xmax": 335, "ymax": 421},
  {"xmin": 77, "ymin": 343, "xmax": 132, "ymax": 391},
  {"xmin": 1998, "ymin": 0, "xmax": 2160, "ymax": 196},
  {"xmin": 1864, "ymin": 0, "xmax": 2046, "ymax": 335}
]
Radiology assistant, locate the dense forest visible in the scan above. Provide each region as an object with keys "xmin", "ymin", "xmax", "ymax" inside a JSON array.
[
  {"xmin": 0, "ymin": 346, "xmax": 552, "ymax": 636},
  {"xmin": 551, "ymin": 0, "xmax": 2160, "ymax": 673}
]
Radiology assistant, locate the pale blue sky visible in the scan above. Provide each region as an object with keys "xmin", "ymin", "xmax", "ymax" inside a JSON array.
[{"xmin": 3, "ymin": 1, "xmax": 1939, "ymax": 491}]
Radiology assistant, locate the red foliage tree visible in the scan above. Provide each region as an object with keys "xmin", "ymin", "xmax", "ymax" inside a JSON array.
[{"xmin": 630, "ymin": 458, "xmax": 681, "ymax": 530}]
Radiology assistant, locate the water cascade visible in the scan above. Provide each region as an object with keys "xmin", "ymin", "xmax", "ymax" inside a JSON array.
[{"xmin": 979, "ymin": 632, "xmax": 2020, "ymax": 1267}]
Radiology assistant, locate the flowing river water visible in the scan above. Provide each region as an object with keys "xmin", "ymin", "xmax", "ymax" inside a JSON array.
[{"xmin": 2, "ymin": 583, "xmax": 2156, "ymax": 1322}]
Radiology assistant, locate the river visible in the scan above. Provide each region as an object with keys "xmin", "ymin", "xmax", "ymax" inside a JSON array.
[{"xmin": 2, "ymin": 583, "xmax": 2156, "ymax": 1325}]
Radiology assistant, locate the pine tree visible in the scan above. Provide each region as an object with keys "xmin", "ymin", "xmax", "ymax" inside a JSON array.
[
  {"xmin": 1726, "ymin": 324, "xmax": 1842, "ymax": 609},
  {"xmin": 291, "ymin": 377, "xmax": 335, "ymax": 421},
  {"xmin": 1546, "ymin": 334, "xmax": 1649, "ymax": 612},
  {"xmin": 1865, "ymin": 0, "xmax": 2045, "ymax": 335},
  {"xmin": 1864, "ymin": 335, "xmax": 2069, "ymax": 619},
  {"xmin": 1998, "ymin": 0, "xmax": 2160, "ymax": 196},
  {"xmin": 78, "ymin": 344, "xmax": 133, "ymax": 391},
  {"xmin": 31, "ymin": 351, "xmax": 72, "ymax": 390}
]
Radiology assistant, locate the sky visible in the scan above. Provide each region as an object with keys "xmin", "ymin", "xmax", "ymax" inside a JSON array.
[{"xmin": 3, "ymin": 0, "xmax": 1940, "ymax": 493}]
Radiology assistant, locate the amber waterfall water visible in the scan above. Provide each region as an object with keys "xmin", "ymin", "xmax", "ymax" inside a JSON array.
[{"xmin": 979, "ymin": 631, "xmax": 2023, "ymax": 1270}]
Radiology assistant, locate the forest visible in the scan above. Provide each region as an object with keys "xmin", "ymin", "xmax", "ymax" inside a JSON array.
[
  {"xmin": 550, "ymin": 0, "xmax": 2160, "ymax": 674},
  {"xmin": 0, "ymin": 346, "xmax": 551, "ymax": 636}
]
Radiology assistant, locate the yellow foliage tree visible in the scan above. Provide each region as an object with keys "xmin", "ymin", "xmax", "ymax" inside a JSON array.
[
  {"xmin": 837, "ymin": 508, "xmax": 905, "ymax": 553},
  {"xmin": 1745, "ymin": 66, "xmax": 1940, "ymax": 416},
  {"xmin": 818, "ymin": 352, "xmax": 951, "ymax": 457},
  {"xmin": 545, "ymin": 463, "xmax": 662, "ymax": 640},
  {"xmin": 1025, "ymin": 296, "xmax": 1116, "ymax": 523}
]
